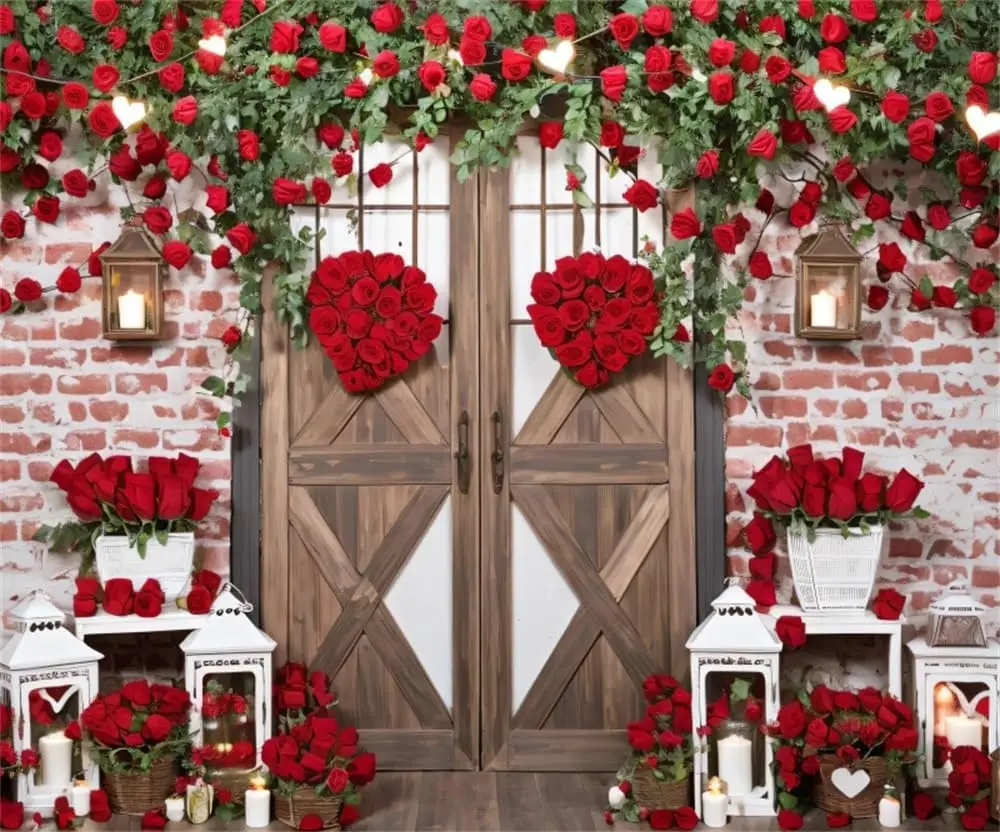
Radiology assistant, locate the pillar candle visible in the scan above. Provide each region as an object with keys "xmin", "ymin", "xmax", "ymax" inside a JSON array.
[
  {"xmin": 946, "ymin": 715, "xmax": 983, "ymax": 751},
  {"xmin": 39, "ymin": 731, "xmax": 73, "ymax": 788},
  {"xmin": 701, "ymin": 778, "xmax": 728, "ymax": 828},
  {"xmin": 71, "ymin": 781, "xmax": 90, "ymax": 816},
  {"xmin": 117, "ymin": 289, "xmax": 146, "ymax": 329},
  {"xmin": 810, "ymin": 290, "xmax": 838, "ymax": 328},
  {"xmin": 245, "ymin": 784, "xmax": 271, "ymax": 828},
  {"xmin": 165, "ymin": 796, "xmax": 186, "ymax": 822},
  {"xmin": 878, "ymin": 795, "xmax": 901, "ymax": 827},
  {"xmin": 717, "ymin": 735, "xmax": 753, "ymax": 796}
]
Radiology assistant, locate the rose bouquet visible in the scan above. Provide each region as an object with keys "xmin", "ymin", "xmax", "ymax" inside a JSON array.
[
  {"xmin": 273, "ymin": 662, "xmax": 338, "ymax": 732},
  {"xmin": 0, "ymin": 703, "xmax": 40, "ymax": 780},
  {"xmin": 943, "ymin": 746, "xmax": 993, "ymax": 831},
  {"xmin": 35, "ymin": 452, "xmax": 219, "ymax": 565},
  {"xmin": 747, "ymin": 444, "xmax": 928, "ymax": 539},
  {"xmin": 767, "ymin": 685, "xmax": 921, "ymax": 828}
]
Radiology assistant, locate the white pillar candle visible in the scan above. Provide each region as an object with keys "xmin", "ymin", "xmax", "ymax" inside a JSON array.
[
  {"xmin": 878, "ymin": 795, "xmax": 901, "ymax": 827},
  {"xmin": 117, "ymin": 289, "xmax": 146, "ymax": 329},
  {"xmin": 810, "ymin": 290, "xmax": 838, "ymax": 328},
  {"xmin": 165, "ymin": 796, "xmax": 186, "ymax": 822},
  {"xmin": 717, "ymin": 735, "xmax": 754, "ymax": 796},
  {"xmin": 945, "ymin": 715, "xmax": 983, "ymax": 750},
  {"xmin": 39, "ymin": 731, "xmax": 74, "ymax": 788},
  {"xmin": 244, "ymin": 784, "xmax": 271, "ymax": 828},
  {"xmin": 701, "ymin": 778, "xmax": 728, "ymax": 828},
  {"xmin": 71, "ymin": 781, "xmax": 91, "ymax": 816}
]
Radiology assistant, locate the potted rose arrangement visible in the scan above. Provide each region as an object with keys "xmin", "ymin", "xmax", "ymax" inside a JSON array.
[
  {"xmin": 35, "ymin": 452, "xmax": 219, "ymax": 603},
  {"xmin": 747, "ymin": 444, "xmax": 928, "ymax": 612},
  {"xmin": 767, "ymin": 685, "xmax": 920, "ymax": 828},
  {"xmin": 71, "ymin": 679, "xmax": 192, "ymax": 815}
]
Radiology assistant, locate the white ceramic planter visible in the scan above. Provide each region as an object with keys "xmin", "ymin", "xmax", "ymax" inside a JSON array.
[
  {"xmin": 94, "ymin": 532, "xmax": 195, "ymax": 604},
  {"xmin": 786, "ymin": 524, "xmax": 885, "ymax": 612}
]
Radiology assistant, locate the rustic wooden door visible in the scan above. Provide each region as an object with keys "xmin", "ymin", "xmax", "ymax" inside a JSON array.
[
  {"xmin": 479, "ymin": 140, "xmax": 696, "ymax": 771},
  {"xmin": 261, "ymin": 138, "xmax": 480, "ymax": 769}
]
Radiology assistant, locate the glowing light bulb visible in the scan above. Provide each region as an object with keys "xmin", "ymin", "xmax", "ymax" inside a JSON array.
[
  {"xmin": 111, "ymin": 95, "xmax": 147, "ymax": 129},
  {"xmin": 537, "ymin": 40, "xmax": 575, "ymax": 74},
  {"xmin": 447, "ymin": 49, "xmax": 464, "ymax": 66},
  {"xmin": 198, "ymin": 35, "xmax": 227, "ymax": 57},
  {"xmin": 359, "ymin": 68, "xmax": 374, "ymax": 86},
  {"xmin": 813, "ymin": 78, "xmax": 851, "ymax": 113},
  {"xmin": 965, "ymin": 105, "xmax": 1000, "ymax": 142}
]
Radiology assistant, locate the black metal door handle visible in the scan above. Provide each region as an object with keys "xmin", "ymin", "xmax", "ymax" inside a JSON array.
[
  {"xmin": 455, "ymin": 411, "xmax": 470, "ymax": 495},
  {"xmin": 491, "ymin": 409, "xmax": 505, "ymax": 494}
]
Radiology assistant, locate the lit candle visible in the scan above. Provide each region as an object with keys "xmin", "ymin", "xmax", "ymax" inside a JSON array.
[
  {"xmin": 878, "ymin": 794, "xmax": 901, "ymax": 827},
  {"xmin": 71, "ymin": 779, "xmax": 90, "ymax": 816},
  {"xmin": 717, "ymin": 735, "xmax": 753, "ymax": 796},
  {"xmin": 245, "ymin": 775, "xmax": 271, "ymax": 828},
  {"xmin": 701, "ymin": 776, "xmax": 728, "ymax": 828},
  {"xmin": 945, "ymin": 714, "xmax": 983, "ymax": 751},
  {"xmin": 810, "ymin": 290, "xmax": 838, "ymax": 328},
  {"xmin": 934, "ymin": 684, "xmax": 959, "ymax": 736},
  {"xmin": 39, "ymin": 731, "xmax": 73, "ymax": 788},
  {"xmin": 117, "ymin": 289, "xmax": 147, "ymax": 329}
]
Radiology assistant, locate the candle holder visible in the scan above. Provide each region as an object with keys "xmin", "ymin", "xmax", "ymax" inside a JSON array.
[
  {"xmin": 100, "ymin": 227, "xmax": 167, "ymax": 341},
  {"xmin": 794, "ymin": 225, "xmax": 862, "ymax": 340}
]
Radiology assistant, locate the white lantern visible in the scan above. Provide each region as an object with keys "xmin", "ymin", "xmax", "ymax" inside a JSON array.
[
  {"xmin": 686, "ymin": 586, "xmax": 782, "ymax": 819},
  {"xmin": 908, "ymin": 634, "xmax": 999, "ymax": 788},
  {"xmin": 0, "ymin": 592, "xmax": 102, "ymax": 817},
  {"xmin": 181, "ymin": 584, "xmax": 275, "ymax": 774}
]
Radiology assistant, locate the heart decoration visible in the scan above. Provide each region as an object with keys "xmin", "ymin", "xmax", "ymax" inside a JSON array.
[
  {"xmin": 305, "ymin": 250, "xmax": 443, "ymax": 394},
  {"xmin": 526, "ymin": 252, "xmax": 659, "ymax": 389},
  {"xmin": 813, "ymin": 79, "xmax": 851, "ymax": 112},
  {"xmin": 966, "ymin": 105, "xmax": 1000, "ymax": 142},
  {"xmin": 538, "ymin": 39, "xmax": 575, "ymax": 74},
  {"xmin": 829, "ymin": 766, "xmax": 870, "ymax": 799},
  {"xmin": 111, "ymin": 95, "xmax": 146, "ymax": 129}
]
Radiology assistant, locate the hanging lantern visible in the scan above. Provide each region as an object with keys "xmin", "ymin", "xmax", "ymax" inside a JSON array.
[
  {"xmin": 928, "ymin": 585, "xmax": 989, "ymax": 648},
  {"xmin": 0, "ymin": 592, "xmax": 102, "ymax": 817},
  {"xmin": 686, "ymin": 586, "xmax": 782, "ymax": 819},
  {"xmin": 908, "ymin": 634, "xmax": 998, "ymax": 788},
  {"xmin": 181, "ymin": 584, "xmax": 275, "ymax": 777},
  {"xmin": 100, "ymin": 227, "xmax": 167, "ymax": 340},
  {"xmin": 794, "ymin": 225, "xmax": 862, "ymax": 340}
]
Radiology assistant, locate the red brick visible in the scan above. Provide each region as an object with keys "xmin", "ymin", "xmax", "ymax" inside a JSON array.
[
  {"xmin": 68, "ymin": 401, "xmax": 87, "ymax": 420},
  {"xmin": 65, "ymin": 430, "xmax": 107, "ymax": 451},
  {"xmin": 837, "ymin": 371, "xmax": 891, "ymax": 391},
  {"xmin": 783, "ymin": 370, "xmax": 834, "ymax": 389},
  {"xmin": 0, "ymin": 373, "xmax": 54, "ymax": 395},
  {"xmin": 759, "ymin": 396, "xmax": 808, "ymax": 418},
  {"xmin": 726, "ymin": 426, "xmax": 783, "ymax": 447},
  {"xmin": 0, "ymin": 348, "xmax": 26, "ymax": 366},
  {"xmin": 754, "ymin": 372, "xmax": 781, "ymax": 392},
  {"xmin": 758, "ymin": 313, "xmax": 791, "ymax": 333},
  {"xmin": 111, "ymin": 429, "xmax": 160, "ymax": 449},
  {"xmin": 0, "ymin": 491, "xmax": 44, "ymax": 512},
  {"xmin": 949, "ymin": 430, "xmax": 1000, "ymax": 449},
  {"xmin": 27, "ymin": 461, "xmax": 52, "ymax": 481},
  {"xmin": 902, "ymin": 427, "xmax": 945, "ymax": 448},
  {"xmin": 27, "ymin": 402, "xmax": 55, "ymax": 423},
  {"xmin": 805, "ymin": 425, "xmax": 838, "ymax": 442},
  {"xmin": 881, "ymin": 400, "xmax": 904, "ymax": 421},
  {"xmin": 814, "ymin": 399, "xmax": 838, "ymax": 417},
  {"xmin": 184, "ymin": 347, "xmax": 211, "ymax": 367},
  {"xmin": 888, "ymin": 537, "xmax": 923, "ymax": 558},
  {"xmin": 153, "ymin": 405, "xmax": 178, "ymax": 418},
  {"xmin": 944, "ymin": 381, "xmax": 983, "ymax": 397},
  {"xmin": 89, "ymin": 346, "xmax": 155, "ymax": 364},
  {"xmin": 899, "ymin": 321, "xmax": 936, "ymax": 341},
  {"xmin": 0, "ymin": 433, "xmax": 50, "ymax": 454},
  {"xmin": 89, "ymin": 401, "xmax": 129, "ymax": 422},
  {"xmin": 972, "ymin": 567, "xmax": 1000, "ymax": 588},
  {"xmin": 861, "ymin": 345, "xmax": 914, "ymax": 366},
  {"xmin": 846, "ymin": 427, "xmax": 889, "ymax": 446},
  {"xmin": 59, "ymin": 318, "xmax": 104, "ymax": 340},
  {"xmin": 56, "ymin": 374, "xmax": 111, "ymax": 395},
  {"xmin": 0, "ymin": 522, "xmax": 17, "ymax": 541},
  {"xmin": 841, "ymin": 399, "xmax": 868, "ymax": 419},
  {"xmin": 29, "ymin": 348, "xmax": 87, "ymax": 368},
  {"xmin": 0, "ymin": 405, "xmax": 25, "ymax": 423},
  {"xmin": 1, "ymin": 319, "xmax": 56, "ymax": 341},
  {"xmin": 192, "ymin": 291, "xmax": 224, "ymax": 312},
  {"xmin": 922, "ymin": 345, "xmax": 973, "ymax": 365},
  {"xmin": 163, "ymin": 428, "xmax": 225, "ymax": 452},
  {"xmin": 762, "ymin": 341, "xmax": 796, "ymax": 360},
  {"xmin": 44, "ymin": 243, "xmax": 93, "ymax": 264},
  {"xmin": 155, "ymin": 348, "xmax": 185, "ymax": 368},
  {"xmin": 898, "ymin": 372, "xmax": 941, "ymax": 394},
  {"xmin": 814, "ymin": 345, "xmax": 860, "ymax": 364},
  {"xmin": 0, "ymin": 461, "xmax": 21, "ymax": 482},
  {"xmin": 181, "ymin": 399, "xmax": 220, "ymax": 421},
  {"xmin": 115, "ymin": 373, "xmax": 168, "ymax": 394}
]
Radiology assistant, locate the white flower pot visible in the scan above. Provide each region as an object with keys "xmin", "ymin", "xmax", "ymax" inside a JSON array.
[
  {"xmin": 786, "ymin": 525, "xmax": 886, "ymax": 613},
  {"xmin": 94, "ymin": 532, "xmax": 195, "ymax": 604}
]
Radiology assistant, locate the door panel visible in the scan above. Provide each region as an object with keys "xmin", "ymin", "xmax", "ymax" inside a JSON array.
[
  {"xmin": 262, "ymin": 137, "xmax": 479, "ymax": 770},
  {"xmin": 480, "ymin": 140, "xmax": 696, "ymax": 770}
]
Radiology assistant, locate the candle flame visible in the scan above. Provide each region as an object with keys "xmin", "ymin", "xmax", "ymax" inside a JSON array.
[{"xmin": 707, "ymin": 776, "xmax": 725, "ymax": 795}]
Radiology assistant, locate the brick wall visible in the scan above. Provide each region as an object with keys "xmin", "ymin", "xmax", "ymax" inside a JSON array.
[
  {"xmin": 725, "ymin": 201, "xmax": 1000, "ymax": 638},
  {"xmin": 0, "ymin": 169, "xmax": 235, "ymax": 624}
]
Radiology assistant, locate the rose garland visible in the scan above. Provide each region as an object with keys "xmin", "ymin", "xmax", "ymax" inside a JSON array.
[{"xmin": 72, "ymin": 568, "xmax": 223, "ymax": 617}]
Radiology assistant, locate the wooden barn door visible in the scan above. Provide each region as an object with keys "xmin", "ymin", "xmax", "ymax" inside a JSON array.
[
  {"xmin": 479, "ymin": 140, "xmax": 696, "ymax": 771},
  {"xmin": 262, "ymin": 138, "xmax": 480, "ymax": 770}
]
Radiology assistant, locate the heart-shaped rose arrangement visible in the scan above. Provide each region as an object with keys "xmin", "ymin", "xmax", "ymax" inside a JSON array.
[
  {"xmin": 306, "ymin": 250, "xmax": 443, "ymax": 393},
  {"xmin": 526, "ymin": 252, "xmax": 659, "ymax": 389}
]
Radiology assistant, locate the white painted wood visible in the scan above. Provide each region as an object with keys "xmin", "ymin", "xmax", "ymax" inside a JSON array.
[{"xmin": 511, "ymin": 325, "xmax": 560, "ymax": 437}]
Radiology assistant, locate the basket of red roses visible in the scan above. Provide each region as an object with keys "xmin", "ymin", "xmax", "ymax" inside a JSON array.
[
  {"xmin": 747, "ymin": 444, "xmax": 928, "ymax": 612},
  {"xmin": 767, "ymin": 685, "xmax": 920, "ymax": 825},
  {"xmin": 74, "ymin": 679, "xmax": 192, "ymax": 815},
  {"xmin": 35, "ymin": 452, "xmax": 219, "ymax": 604}
]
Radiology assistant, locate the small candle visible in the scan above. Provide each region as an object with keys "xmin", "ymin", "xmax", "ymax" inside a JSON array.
[
  {"xmin": 701, "ymin": 777, "xmax": 728, "ymax": 828},
  {"xmin": 245, "ymin": 776, "xmax": 271, "ymax": 828},
  {"xmin": 946, "ymin": 715, "xmax": 983, "ymax": 751},
  {"xmin": 717, "ymin": 735, "xmax": 754, "ymax": 796},
  {"xmin": 39, "ymin": 731, "xmax": 74, "ymax": 788},
  {"xmin": 71, "ymin": 779, "xmax": 90, "ymax": 816},
  {"xmin": 810, "ymin": 290, "xmax": 838, "ymax": 328},
  {"xmin": 117, "ymin": 289, "xmax": 146, "ymax": 329},
  {"xmin": 878, "ymin": 794, "xmax": 901, "ymax": 827},
  {"xmin": 165, "ymin": 795, "xmax": 185, "ymax": 822}
]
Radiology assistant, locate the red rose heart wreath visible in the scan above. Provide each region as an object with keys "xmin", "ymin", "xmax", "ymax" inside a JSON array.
[
  {"xmin": 526, "ymin": 253, "xmax": 659, "ymax": 388},
  {"xmin": 306, "ymin": 250, "xmax": 443, "ymax": 393}
]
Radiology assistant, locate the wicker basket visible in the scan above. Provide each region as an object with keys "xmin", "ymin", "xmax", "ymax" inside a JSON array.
[
  {"xmin": 102, "ymin": 754, "xmax": 177, "ymax": 815},
  {"xmin": 275, "ymin": 786, "xmax": 343, "ymax": 830},
  {"xmin": 787, "ymin": 526, "xmax": 885, "ymax": 612},
  {"xmin": 632, "ymin": 769, "xmax": 690, "ymax": 811},
  {"xmin": 813, "ymin": 755, "xmax": 888, "ymax": 819}
]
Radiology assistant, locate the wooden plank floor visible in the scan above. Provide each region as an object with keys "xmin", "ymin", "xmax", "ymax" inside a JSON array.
[{"xmin": 70, "ymin": 773, "xmax": 965, "ymax": 831}]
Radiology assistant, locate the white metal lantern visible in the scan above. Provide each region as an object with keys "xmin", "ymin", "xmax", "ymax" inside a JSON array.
[
  {"xmin": 686, "ymin": 586, "xmax": 782, "ymax": 819},
  {"xmin": 928, "ymin": 585, "xmax": 989, "ymax": 648},
  {"xmin": 181, "ymin": 584, "xmax": 275, "ymax": 774},
  {"xmin": 908, "ymin": 635, "xmax": 998, "ymax": 788},
  {"xmin": 0, "ymin": 592, "xmax": 102, "ymax": 817}
]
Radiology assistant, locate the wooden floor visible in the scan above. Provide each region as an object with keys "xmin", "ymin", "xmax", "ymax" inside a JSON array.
[{"xmin": 71, "ymin": 773, "xmax": 965, "ymax": 831}]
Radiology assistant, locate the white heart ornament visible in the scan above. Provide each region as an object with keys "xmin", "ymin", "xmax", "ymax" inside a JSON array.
[
  {"xmin": 538, "ymin": 40, "xmax": 574, "ymax": 74},
  {"xmin": 814, "ymin": 79, "xmax": 851, "ymax": 112},
  {"xmin": 966, "ymin": 105, "xmax": 1000, "ymax": 142},
  {"xmin": 111, "ymin": 95, "xmax": 146, "ymax": 129},
  {"xmin": 830, "ymin": 767, "xmax": 870, "ymax": 799}
]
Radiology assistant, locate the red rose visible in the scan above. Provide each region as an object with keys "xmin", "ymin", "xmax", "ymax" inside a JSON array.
[
  {"xmin": 91, "ymin": 0, "xmax": 119, "ymax": 24},
  {"xmin": 695, "ymin": 150, "xmax": 719, "ymax": 179},
  {"xmin": 788, "ymin": 200, "xmax": 816, "ymax": 228},
  {"xmin": 148, "ymin": 29, "xmax": 173, "ymax": 61},
  {"xmin": 347, "ymin": 751, "xmax": 376, "ymax": 786},
  {"xmin": 972, "ymin": 223, "xmax": 998, "ymax": 249},
  {"xmin": 777, "ymin": 616, "xmax": 807, "ymax": 649},
  {"xmin": 877, "ymin": 243, "xmax": 906, "ymax": 273},
  {"xmin": 368, "ymin": 163, "xmax": 393, "ymax": 189},
  {"xmin": 140, "ymin": 810, "xmax": 167, "ymax": 830},
  {"xmin": 417, "ymin": 60, "xmax": 446, "ymax": 92},
  {"xmin": 270, "ymin": 19, "xmax": 302, "ymax": 53},
  {"xmin": 141, "ymin": 206, "xmax": 171, "ymax": 235},
  {"xmin": 708, "ymin": 71, "xmax": 735, "ymax": 105},
  {"xmin": 553, "ymin": 13, "xmax": 576, "ymax": 38},
  {"xmin": 102, "ymin": 577, "xmax": 134, "ymax": 616},
  {"xmin": 968, "ymin": 51, "xmax": 998, "ymax": 84},
  {"xmin": 600, "ymin": 65, "xmax": 628, "ymax": 101},
  {"xmin": 643, "ymin": 5, "xmax": 672, "ymax": 36},
  {"xmin": 865, "ymin": 192, "xmax": 892, "ymax": 220},
  {"xmin": 623, "ymin": 180, "xmax": 659, "ymax": 213},
  {"xmin": 371, "ymin": 1, "xmax": 404, "ymax": 33},
  {"xmin": 61, "ymin": 82, "xmax": 90, "ymax": 109},
  {"xmin": 927, "ymin": 203, "xmax": 950, "ymax": 230},
  {"xmin": 339, "ymin": 806, "xmax": 360, "ymax": 828},
  {"xmin": 708, "ymin": 38, "xmax": 736, "ymax": 67},
  {"xmin": 211, "ymin": 245, "xmax": 232, "ymax": 268},
  {"xmin": 1, "ymin": 211, "xmax": 25, "ymax": 239},
  {"xmin": 924, "ymin": 91, "xmax": 953, "ymax": 122},
  {"xmin": 670, "ymin": 207, "xmax": 701, "ymax": 239},
  {"xmin": 690, "ymin": 0, "xmax": 718, "ymax": 24},
  {"xmin": 318, "ymin": 21, "xmax": 347, "ymax": 52},
  {"xmin": 970, "ymin": 306, "xmax": 996, "ymax": 335},
  {"xmin": 707, "ymin": 363, "xmax": 734, "ymax": 392},
  {"xmin": 747, "ymin": 128, "xmax": 778, "ymax": 159},
  {"xmin": 158, "ymin": 62, "xmax": 184, "ymax": 93},
  {"xmin": 884, "ymin": 468, "xmax": 923, "ymax": 512},
  {"xmin": 537, "ymin": 121, "xmax": 563, "ymax": 150},
  {"xmin": 57, "ymin": 25, "xmax": 86, "ymax": 53},
  {"xmin": 912, "ymin": 28, "xmax": 937, "ymax": 53},
  {"xmin": 711, "ymin": 223, "xmax": 738, "ymax": 254},
  {"xmin": 56, "ymin": 266, "xmax": 81, "ymax": 295},
  {"xmin": 968, "ymin": 269, "xmax": 996, "ymax": 294},
  {"xmin": 64, "ymin": 169, "xmax": 96, "ymax": 199},
  {"xmin": 227, "ymin": 223, "xmax": 256, "ymax": 254},
  {"xmin": 37, "ymin": 130, "xmax": 62, "ymax": 161},
  {"xmin": 237, "ymin": 129, "xmax": 260, "ymax": 161},
  {"xmin": 31, "ymin": 195, "xmax": 59, "ymax": 224},
  {"xmin": 469, "ymin": 73, "xmax": 496, "ymax": 102},
  {"xmin": 501, "ymin": 48, "xmax": 532, "ymax": 82},
  {"xmin": 880, "ymin": 90, "xmax": 909, "ymax": 123},
  {"xmin": 828, "ymin": 106, "xmax": 857, "ymax": 134},
  {"xmin": 818, "ymin": 47, "xmax": 847, "ymax": 74},
  {"xmin": 820, "ymin": 12, "xmax": 849, "ymax": 42},
  {"xmin": 185, "ymin": 585, "xmax": 213, "ymax": 615},
  {"xmin": 609, "ymin": 12, "xmax": 640, "ymax": 49}
]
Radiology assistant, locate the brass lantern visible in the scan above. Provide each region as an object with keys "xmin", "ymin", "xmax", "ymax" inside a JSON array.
[
  {"xmin": 100, "ymin": 227, "xmax": 166, "ymax": 340},
  {"xmin": 795, "ymin": 225, "xmax": 862, "ymax": 340}
]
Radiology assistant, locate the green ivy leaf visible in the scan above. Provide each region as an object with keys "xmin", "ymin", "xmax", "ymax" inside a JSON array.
[{"xmin": 778, "ymin": 792, "xmax": 799, "ymax": 809}]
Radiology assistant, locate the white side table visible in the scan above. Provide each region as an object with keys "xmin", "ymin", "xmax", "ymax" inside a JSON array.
[
  {"xmin": 766, "ymin": 605, "xmax": 905, "ymax": 698},
  {"xmin": 73, "ymin": 605, "xmax": 210, "ymax": 640}
]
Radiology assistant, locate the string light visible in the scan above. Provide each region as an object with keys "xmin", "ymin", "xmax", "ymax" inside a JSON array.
[
  {"xmin": 965, "ymin": 105, "xmax": 1000, "ymax": 142},
  {"xmin": 197, "ymin": 35, "xmax": 227, "ymax": 57},
  {"xmin": 813, "ymin": 78, "xmax": 851, "ymax": 112},
  {"xmin": 111, "ymin": 95, "xmax": 147, "ymax": 129},
  {"xmin": 538, "ymin": 40, "xmax": 575, "ymax": 75}
]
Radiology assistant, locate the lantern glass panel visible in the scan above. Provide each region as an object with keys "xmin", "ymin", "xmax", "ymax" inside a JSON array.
[
  {"xmin": 106, "ymin": 263, "xmax": 157, "ymax": 332},
  {"xmin": 28, "ymin": 685, "xmax": 83, "ymax": 794},
  {"xmin": 930, "ymin": 615, "xmax": 987, "ymax": 648},
  {"xmin": 931, "ymin": 680, "xmax": 989, "ymax": 771},
  {"xmin": 804, "ymin": 263, "xmax": 857, "ymax": 330},
  {"xmin": 0, "ymin": 686, "xmax": 12, "ymax": 803},
  {"xmin": 201, "ymin": 672, "xmax": 256, "ymax": 771},
  {"xmin": 705, "ymin": 672, "xmax": 767, "ymax": 796}
]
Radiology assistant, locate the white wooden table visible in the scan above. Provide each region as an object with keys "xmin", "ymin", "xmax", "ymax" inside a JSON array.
[
  {"xmin": 766, "ymin": 604, "xmax": 905, "ymax": 698},
  {"xmin": 73, "ymin": 605, "xmax": 210, "ymax": 640}
]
